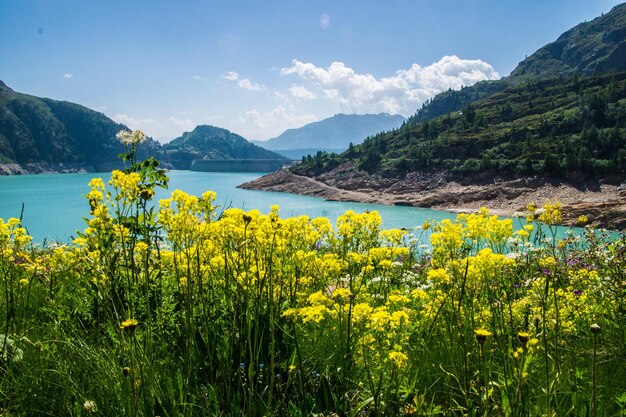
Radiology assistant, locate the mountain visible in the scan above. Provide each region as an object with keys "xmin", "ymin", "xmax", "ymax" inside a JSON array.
[
  {"xmin": 405, "ymin": 3, "xmax": 626, "ymax": 127},
  {"xmin": 253, "ymin": 113, "xmax": 406, "ymax": 157},
  {"xmin": 509, "ymin": 3, "xmax": 626, "ymax": 82},
  {"xmin": 0, "ymin": 80, "xmax": 161, "ymax": 172},
  {"xmin": 162, "ymin": 125, "xmax": 286, "ymax": 170},
  {"xmin": 295, "ymin": 72, "xmax": 626, "ymax": 178},
  {"xmin": 306, "ymin": 1, "xmax": 626, "ymax": 180},
  {"xmin": 0, "ymin": 82, "xmax": 287, "ymax": 173}
]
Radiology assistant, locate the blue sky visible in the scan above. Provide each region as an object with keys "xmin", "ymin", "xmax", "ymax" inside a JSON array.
[{"xmin": 0, "ymin": 1, "xmax": 623, "ymax": 141}]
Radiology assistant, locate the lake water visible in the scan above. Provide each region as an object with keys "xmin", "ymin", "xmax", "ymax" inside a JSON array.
[{"xmin": 0, "ymin": 171, "xmax": 457, "ymax": 243}]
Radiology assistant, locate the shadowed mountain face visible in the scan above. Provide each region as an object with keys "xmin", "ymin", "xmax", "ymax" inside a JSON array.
[{"xmin": 0, "ymin": 81, "xmax": 160, "ymax": 168}]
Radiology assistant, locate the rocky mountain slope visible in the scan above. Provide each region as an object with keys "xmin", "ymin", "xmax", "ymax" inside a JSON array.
[{"xmin": 508, "ymin": 3, "xmax": 626, "ymax": 82}]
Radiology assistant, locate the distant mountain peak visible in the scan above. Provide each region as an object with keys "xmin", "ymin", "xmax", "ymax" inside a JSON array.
[{"xmin": 256, "ymin": 113, "xmax": 406, "ymax": 153}]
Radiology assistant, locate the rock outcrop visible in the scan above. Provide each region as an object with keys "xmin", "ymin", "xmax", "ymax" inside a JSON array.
[{"xmin": 239, "ymin": 165, "xmax": 626, "ymax": 231}]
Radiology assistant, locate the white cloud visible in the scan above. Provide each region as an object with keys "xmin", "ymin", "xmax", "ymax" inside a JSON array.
[
  {"xmin": 320, "ymin": 13, "xmax": 330, "ymax": 29},
  {"xmin": 63, "ymin": 73, "xmax": 74, "ymax": 79},
  {"xmin": 222, "ymin": 71, "xmax": 239, "ymax": 81},
  {"xmin": 288, "ymin": 84, "xmax": 316, "ymax": 100},
  {"xmin": 113, "ymin": 113, "xmax": 199, "ymax": 142},
  {"xmin": 235, "ymin": 105, "xmax": 317, "ymax": 139},
  {"xmin": 113, "ymin": 113, "xmax": 160, "ymax": 131},
  {"xmin": 280, "ymin": 55, "xmax": 500, "ymax": 115},
  {"xmin": 192, "ymin": 75, "xmax": 203, "ymax": 80},
  {"xmin": 238, "ymin": 78, "xmax": 266, "ymax": 92},
  {"xmin": 222, "ymin": 71, "xmax": 266, "ymax": 91},
  {"xmin": 168, "ymin": 117, "xmax": 196, "ymax": 133}
]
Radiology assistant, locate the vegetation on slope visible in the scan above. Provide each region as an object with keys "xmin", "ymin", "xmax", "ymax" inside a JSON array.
[
  {"xmin": 404, "ymin": 2, "xmax": 626, "ymax": 129},
  {"xmin": 508, "ymin": 3, "xmax": 626, "ymax": 82},
  {"xmin": 0, "ymin": 81, "xmax": 160, "ymax": 166},
  {"xmin": 162, "ymin": 125, "xmax": 286, "ymax": 169},
  {"xmin": 0, "ymin": 82, "xmax": 286, "ymax": 171},
  {"xmin": 296, "ymin": 73, "xmax": 626, "ymax": 179}
]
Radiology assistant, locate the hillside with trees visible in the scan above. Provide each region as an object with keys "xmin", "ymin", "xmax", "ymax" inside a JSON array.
[
  {"xmin": 405, "ymin": 2, "xmax": 626, "ymax": 127},
  {"xmin": 162, "ymin": 125, "xmax": 286, "ymax": 170},
  {"xmin": 0, "ymin": 81, "xmax": 161, "ymax": 171},
  {"xmin": 0, "ymin": 82, "xmax": 286, "ymax": 173},
  {"xmin": 295, "ymin": 73, "xmax": 626, "ymax": 179}
]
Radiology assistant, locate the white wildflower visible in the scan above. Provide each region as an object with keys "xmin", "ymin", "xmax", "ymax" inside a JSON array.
[
  {"xmin": 83, "ymin": 400, "xmax": 97, "ymax": 413},
  {"xmin": 116, "ymin": 129, "xmax": 146, "ymax": 146}
]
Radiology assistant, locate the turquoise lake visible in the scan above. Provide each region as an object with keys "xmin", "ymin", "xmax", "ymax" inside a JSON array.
[{"xmin": 0, "ymin": 170, "xmax": 458, "ymax": 243}]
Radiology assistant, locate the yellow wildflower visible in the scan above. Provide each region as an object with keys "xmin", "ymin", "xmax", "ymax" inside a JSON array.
[{"xmin": 388, "ymin": 351, "xmax": 408, "ymax": 368}]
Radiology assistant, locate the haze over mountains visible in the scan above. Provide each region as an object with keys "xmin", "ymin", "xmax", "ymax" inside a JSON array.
[{"xmin": 252, "ymin": 113, "xmax": 406, "ymax": 159}]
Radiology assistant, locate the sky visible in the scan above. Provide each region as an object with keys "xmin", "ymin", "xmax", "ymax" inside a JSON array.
[{"xmin": 0, "ymin": 1, "xmax": 623, "ymax": 142}]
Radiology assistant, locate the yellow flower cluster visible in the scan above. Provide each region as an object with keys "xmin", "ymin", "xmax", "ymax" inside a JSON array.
[
  {"xmin": 109, "ymin": 170, "xmax": 141, "ymax": 202},
  {"xmin": 7, "ymin": 167, "xmax": 623, "ymax": 416}
]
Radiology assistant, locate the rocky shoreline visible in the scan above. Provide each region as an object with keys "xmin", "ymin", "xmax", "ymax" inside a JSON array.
[
  {"xmin": 0, "ymin": 160, "xmax": 174, "ymax": 175},
  {"xmin": 239, "ymin": 164, "xmax": 626, "ymax": 231}
]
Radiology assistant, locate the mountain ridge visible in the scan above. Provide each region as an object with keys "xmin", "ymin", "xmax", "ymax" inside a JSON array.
[
  {"xmin": 253, "ymin": 113, "xmax": 406, "ymax": 157},
  {"xmin": 0, "ymin": 82, "xmax": 286, "ymax": 174},
  {"xmin": 162, "ymin": 125, "xmax": 286, "ymax": 170}
]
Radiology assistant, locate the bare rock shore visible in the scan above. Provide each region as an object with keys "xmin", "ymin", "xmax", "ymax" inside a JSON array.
[{"xmin": 239, "ymin": 164, "xmax": 626, "ymax": 231}]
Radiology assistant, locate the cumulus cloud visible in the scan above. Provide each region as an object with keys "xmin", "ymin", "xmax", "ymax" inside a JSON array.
[
  {"xmin": 222, "ymin": 71, "xmax": 239, "ymax": 81},
  {"xmin": 63, "ymin": 73, "xmax": 74, "ymax": 79},
  {"xmin": 236, "ymin": 105, "xmax": 317, "ymax": 139},
  {"xmin": 222, "ymin": 71, "xmax": 266, "ymax": 91},
  {"xmin": 288, "ymin": 84, "xmax": 317, "ymax": 100},
  {"xmin": 192, "ymin": 75, "xmax": 203, "ymax": 80},
  {"xmin": 280, "ymin": 55, "xmax": 500, "ymax": 115}
]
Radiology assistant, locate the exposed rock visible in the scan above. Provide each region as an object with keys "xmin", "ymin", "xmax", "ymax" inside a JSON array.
[
  {"xmin": 0, "ymin": 162, "xmax": 96, "ymax": 175},
  {"xmin": 239, "ymin": 168, "xmax": 626, "ymax": 231}
]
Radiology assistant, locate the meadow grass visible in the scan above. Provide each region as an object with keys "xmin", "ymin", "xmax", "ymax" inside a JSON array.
[{"xmin": 0, "ymin": 136, "xmax": 625, "ymax": 416}]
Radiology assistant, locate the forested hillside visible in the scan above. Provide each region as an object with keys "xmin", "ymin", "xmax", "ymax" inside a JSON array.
[
  {"xmin": 162, "ymin": 125, "xmax": 285, "ymax": 170},
  {"xmin": 296, "ymin": 73, "xmax": 626, "ymax": 179},
  {"xmin": 0, "ymin": 81, "xmax": 160, "ymax": 168}
]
